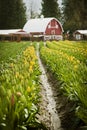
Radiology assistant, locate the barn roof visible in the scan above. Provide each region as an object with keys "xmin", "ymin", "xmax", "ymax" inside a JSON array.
[
  {"xmin": 75, "ymin": 30, "xmax": 87, "ymax": 35},
  {"xmin": 23, "ymin": 17, "xmax": 63, "ymax": 33},
  {"xmin": 0, "ymin": 29, "xmax": 26, "ymax": 35}
]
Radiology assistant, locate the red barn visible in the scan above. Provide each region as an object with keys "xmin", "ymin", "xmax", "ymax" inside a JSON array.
[{"xmin": 23, "ymin": 17, "xmax": 63, "ymax": 41}]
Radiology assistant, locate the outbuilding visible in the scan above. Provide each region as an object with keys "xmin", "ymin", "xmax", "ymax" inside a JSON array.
[
  {"xmin": 0, "ymin": 29, "xmax": 28, "ymax": 42},
  {"xmin": 73, "ymin": 30, "xmax": 87, "ymax": 40},
  {"xmin": 23, "ymin": 17, "xmax": 63, "ymax": 41}
]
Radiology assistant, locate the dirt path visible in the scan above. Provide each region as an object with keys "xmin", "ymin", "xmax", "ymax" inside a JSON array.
[{"xmin": 36, "ymin": 43, "xmax": 63, "ymax": 130}]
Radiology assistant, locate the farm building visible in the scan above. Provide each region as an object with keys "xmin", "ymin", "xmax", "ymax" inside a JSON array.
[
  {"xmin": 23, "ymin": 17, "xmax": 63, "ymax": 41},
  {"xmin": 0, "ymin": 29, "xmax": 29, "ymax": 42},
  {"xmin": 73, "ymin": 30, "xmax": 87, "ymax": 40}
]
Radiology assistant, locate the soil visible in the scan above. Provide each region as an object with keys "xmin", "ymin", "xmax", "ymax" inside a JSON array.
[{"xmin": 38, "ymin": 83, "xmax": 52, "ymax": 130}]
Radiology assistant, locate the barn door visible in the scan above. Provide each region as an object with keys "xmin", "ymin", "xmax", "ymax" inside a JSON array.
[{"xmin": 51, "ymin": 30, "xmax": 55, "ymax": 39}]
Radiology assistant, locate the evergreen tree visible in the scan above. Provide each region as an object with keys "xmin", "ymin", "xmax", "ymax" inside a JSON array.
[
  {"xmin": 62, "ymin": 0, "xmax": 87, "ymax": 33},
  {"xmin": 41, "ymin": 0, "xmax": 61, "ymax": 19},
  {"xmin": 14, "ymin": 0, "xmax": 27, "ymax": 28},
  {"xmin": 0, "ymin": 0, "xmax": 26, "ymax": 29}
]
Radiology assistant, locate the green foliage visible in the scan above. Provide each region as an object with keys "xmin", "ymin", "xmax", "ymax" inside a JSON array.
[
  {"xmin": 0, "ymin": 41, "xmax": 30, "ymax": 63},
  {"xmin": 0, "ymin": 0, "xmax": 26, "ymax": 29},
  {"xmin": 62, "ymin": 0, "xmax": 87, "ymax": 32},
  {"xmin": 40, "ymin": 40, "xmax": 87, "ymax": 125},
  {"xmin": 0, "ymin": 42, "xmax": 44, "ymax": 129},
  {"xmin": 41, "ymin": 0, "xmax": 61, "ymax": 19},
  {"xmin": 46, "ymin": 41, "xmax": 87, "ymax": 65}
]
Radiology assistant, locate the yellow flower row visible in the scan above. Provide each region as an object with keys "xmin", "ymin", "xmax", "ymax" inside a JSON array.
[
  {"xmin": 23, "ymin": 46, "xmax": 37, "ymax": 73},
  {"xmin": 9, "ymin": 46, "xmax": 37, "ymax": 86}
]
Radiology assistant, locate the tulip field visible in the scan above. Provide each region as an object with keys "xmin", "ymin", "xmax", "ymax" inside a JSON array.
[
  {"xmin": 0, "ymin": 40, "xmax": 87, "ymax": 129},
  {"xmin": 0, "ymin": 42, "xmax": 43, "ymax": 130},
  {"xmin": 40, "ymin": 40, "xmax": 87, "ymax": 125}
]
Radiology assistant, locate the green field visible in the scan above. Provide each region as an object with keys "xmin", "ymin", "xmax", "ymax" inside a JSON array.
[
  {"xmin": 0, "ymin": 41, "xmax": 45, "ymax": 130},
  {"xmin": 40, "ymin": 40, "xmax": 87, "ymax": 126},
  {"xmin": 0, "ymin": 41, "xmax": 31, "ymax": 63},
  {"xmin": 0, "ymin": 41, "xmax": 87, "ymax": 129}
]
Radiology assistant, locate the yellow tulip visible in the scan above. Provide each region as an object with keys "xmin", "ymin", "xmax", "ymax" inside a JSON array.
[{"xmin": 27, "ymin": 86, "xmax": 31, "ymax": 93}]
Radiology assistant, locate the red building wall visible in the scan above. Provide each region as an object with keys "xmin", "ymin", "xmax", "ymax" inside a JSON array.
[{"xmin": 45, "ymin": 19, "xmax": 62, "ymax": 35}]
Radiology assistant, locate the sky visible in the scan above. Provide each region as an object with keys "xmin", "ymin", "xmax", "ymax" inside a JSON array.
[{"xmin": 23, "ymin": 0, "xmax": 62, "ymax": 18}]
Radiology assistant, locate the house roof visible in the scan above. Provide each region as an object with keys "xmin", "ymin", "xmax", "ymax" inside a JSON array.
[
  {"xmin": 75, "ymin": 30, "xmax": 87, "ymax": 35},
  {"xmin": 0, "ymin": 29, "xmax": 26, "ymax": 35},
  {"xmin": 23, "ymin": 17, "xmax": 63, "ymax": 33}
]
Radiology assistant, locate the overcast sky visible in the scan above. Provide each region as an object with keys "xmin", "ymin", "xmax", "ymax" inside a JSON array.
[{"xmin": 23, "ymin": 0, "xmax": 62, "ymax": 18}]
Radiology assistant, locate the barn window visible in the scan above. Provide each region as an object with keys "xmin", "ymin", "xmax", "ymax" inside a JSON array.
[
  {"xmin": 55, "ymin": 21, "xmax": 58, "ymax": 28},
  {"xmin": 51, "ymin": 30, "xmax": 55, "ymax": 35},
  {"xmin": 56, "ymin": 24, "xmax": 58, "ymax": 28},
  {"xmin": 48, "ymin": 24, "xmax": 51, "ymax": 28},
  {"xmin": 76, "ymin": 34, "xmax": 81, "ymax": 40}
]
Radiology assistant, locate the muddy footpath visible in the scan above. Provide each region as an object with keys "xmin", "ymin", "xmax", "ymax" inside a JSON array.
[{"xmin": 37, "ymin": 48, "xmax": 63, "ymax": 130}]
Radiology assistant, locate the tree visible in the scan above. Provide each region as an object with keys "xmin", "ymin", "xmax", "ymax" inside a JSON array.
[
  {"xmin": 0, "ymin": 0, "xmax": 26, "ymax": 29},
  {"xmin": 29, "ymin": 1, "xmax": 39, "ymax": 19},
  {"xmin": 41, "ymin": 0, "xmax": 61, "ymax": 19},
  {"xmin": 62, "ymin": 0, "xmax": 87, "ymax": 33}
]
